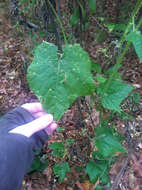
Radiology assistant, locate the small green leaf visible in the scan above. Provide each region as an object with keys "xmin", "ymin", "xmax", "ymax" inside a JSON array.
[
  {"xmin": 133, "ymin": 38, "xmax": 142, "ymax": 61},
  {"xmin": 131, "ymin": 92, "xmax": 140, "ymax": 104},
  {"xmin": 94, "ymin": 126, "xmax": 125, "ymax": 157},
  {"xmin": 126, "ymin": 31, "xmax": 142, "ymax": 61},
  {"xmin": 29, "ymin": 157, "xmax": 46, "ymax": 173},
  {"xmin": 95, "ymin": 75, "xmax": 106, "ymax": 83},
  {"xmin": 70, "ymin": 8, "xmax": 80, "ymax": 26},
  {"xmin": 91, "ymin": 62, "xmax": 101, "ymax": 73},
  {"xmin": 117, "ymin": 112, "xmax": 133, "ymax": 120},
  {"xmin": 107, "ymin": 23, "xmax": 126, "ymax": 32},
  {"xmin": 83, "ymin": 21, "xmax": 90, "ymax": 31},
  {"xmin": 113, "ymin": 24, "xmax": 126, "ymax": 31},
  {"xmin": 107, "ymin": 23, "xmax": 115, "ymax": 32},
  {"xmin": 34, "ymin": 150, "xmax": 41, "ymax": 156},
  {"xmin": 97, "ymin": 80, "xmax": 133, "ymax": 111},
  {"xmin": 86, "ymin": 160, "xmax": 108, "ymax": 183},
  {"xmin": 49, "ymin": 142, "xmax": 65, "ymax": 157},
  {"xmin": 98, "ymin": 17, "xmax": 104, "ymax": 22},
  {"xmin": 56, "ymin": 126, "xmax": 66, "ymax": 132},
  {"xmin": 95, "ymin": 29, "xmax": 107, "ymax": 43},
  {"xmin": 53, "ymin": 162, "xmax": 70, "ymax": 182},
  {"xmin": 95, "ymin": 185, "xmax": 102, "ymax": 190},
  {"xmin": 88, "ymin": 0, "xmax": 96, "ymax": 14},
  {"xmin": 66, "ymin": 138, "xmax": 75, "ymax": 145}
]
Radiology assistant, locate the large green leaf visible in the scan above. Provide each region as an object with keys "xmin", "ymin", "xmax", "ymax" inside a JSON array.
[
  {"xmin": 126, "ymin": 31, "xmax": 142, "ymax": 61},
  {"xmin": 27, "ymin": 42, "xmax": 95, "ymax": 120},
  {"xmin": 53, "ymin": 162, "xmax": 70, "ymax": 182},
  {"xmin": 94, "ymin": 126, "xmax": 125, "ymax": 157},
  {"xmin": 86, "ymin": 160, "xmax": 108, "ymax": 183},
  {"xmin": 97, "ymin": 80, "xmax": 133, "ymax": 111}
]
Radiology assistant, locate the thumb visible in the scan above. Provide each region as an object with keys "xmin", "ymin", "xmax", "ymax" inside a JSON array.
[{"xmin": 9, "ymin": 114, "xmax": 53, "ymax": 138}]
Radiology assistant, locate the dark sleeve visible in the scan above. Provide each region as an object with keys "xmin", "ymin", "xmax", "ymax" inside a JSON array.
[
  {"xmin": 0, "ymin": 134, "xmax": 34, "ymax": 190},
  {"xmin": 0, "ymin": 107, "xmax": 49, "ymax": 190}
]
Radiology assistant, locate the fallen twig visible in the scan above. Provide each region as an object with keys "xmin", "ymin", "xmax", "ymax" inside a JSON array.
[
  {"xmin": 111, "ymin": 155, "xmax": 131, "ymax": 190},
  {"xmin": 111, "ymin": 119, "xmax": 140, "ymax": 190}
]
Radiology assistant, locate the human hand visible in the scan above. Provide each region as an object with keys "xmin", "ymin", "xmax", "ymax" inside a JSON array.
[{"xmin": 9, "ymin": 102, "xmax": 57, "ymax": 138}]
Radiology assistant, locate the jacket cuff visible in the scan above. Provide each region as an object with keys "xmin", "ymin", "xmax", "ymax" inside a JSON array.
[{"xmin": 0, "ymin": 107, "xmax": 49, "ymax": 150}]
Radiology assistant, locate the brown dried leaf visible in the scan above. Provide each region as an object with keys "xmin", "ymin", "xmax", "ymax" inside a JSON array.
[
  {"xmin": 42, "ymin": 167, "xmax": 52, "ymax": 182},
  {"xmin": 76, "ymin": 180, "xmax": 91, "ymax": 190},
  {"xmin": 110, "ymin": 155, "xmax": 125, "ymax": 177},
  {"xmin": 130, "ymin": 153, "xmax": 142, "ymax": 177},
  {"xmin": 128, "ymin": 172, "xmax": 139, "ymax": 190},
  {"xmin": 90, "ymin": 108, "xmax": 99, "ymax": 126},
  {"xmin": 76, "ymin": 180, "xmax": 99, "ymax": 190}
]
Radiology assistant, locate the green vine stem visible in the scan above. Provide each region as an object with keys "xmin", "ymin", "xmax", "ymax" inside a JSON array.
[
  {"xmin": 48, "ymin": 0, "xmax": 67, "ymax": 44},
  {"xmin": 103, "ymin": 0, "xmax": 142, "ymax": 95}
]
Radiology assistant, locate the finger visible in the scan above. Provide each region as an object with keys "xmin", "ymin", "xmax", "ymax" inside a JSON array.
[
  {"xmin": 44, "ymin": 122, "xmax": 57, "ymax": 135},
  {"xmin": 21, "ymin": 102, "xmax": 45, "ymax": 114},
  {"xmin": 32, "ymin": 111, "xmax": 47, "ymax": 118},
  {"xmin": 9, "ymin": 114, "xmax": 53, "ymax": 137}
]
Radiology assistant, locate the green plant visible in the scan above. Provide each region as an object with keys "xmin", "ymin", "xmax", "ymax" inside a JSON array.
[
  {"xmin": 26, "ymin": 40, "xmax": 132, "ymax": 183},
  {"xmin": 48, "ymin": 128, "xmax": 75, "ymax": 181},
  {"xmin": 84, "ymin": 122, "xmax": 125, "ymax": 184},
  {"xmin": 26, "ymin": 0, "xmax": 142, "ymax": 187}
]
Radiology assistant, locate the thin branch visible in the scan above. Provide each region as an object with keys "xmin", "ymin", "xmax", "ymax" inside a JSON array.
[
  {"xmin": 56, "ymin": 0, "xmax": 62, "ymax": 50},
  {"xmin": 111, "ymin": 155, "xmax": 131, "ymax": 190},
  {"xmin": 111, "ymin": 119, "xmax": 137, "ymax": 190},
  {"xmin": 48, "ymin": 0, "xmax": 67, "ymax": 44}
]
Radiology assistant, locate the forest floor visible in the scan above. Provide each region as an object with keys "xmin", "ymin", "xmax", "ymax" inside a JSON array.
[{"xmin": 0, "ymin": 1, "xmax": 142, "ymax": 190}]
